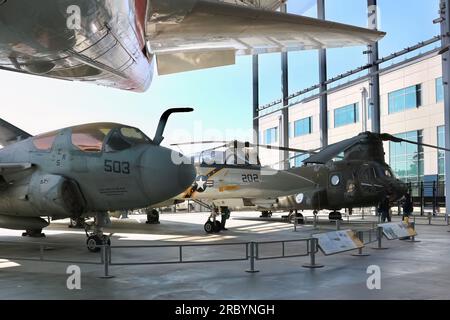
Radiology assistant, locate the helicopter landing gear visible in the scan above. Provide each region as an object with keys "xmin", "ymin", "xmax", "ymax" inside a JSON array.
[
  {"xmin": 84, "ymin": 212, "xmax": 112, "ymax": 253},
  {"xmin": 69, "ymin": 217, "xmax": 86, "ymax": 229},
  {"xmin": 260, "ymin": 211, "xmax": 272, "ymax": 218},
  {"xmin": 288, "ymin": 210, "xmax": 304, "ymax": 224},
  {"xmin": 204, "ymin": 208, "xmax": 221, "ymax": 234},
  {"xmin": 328, "ymin": 211, "xmax": 342, "ymax": 221},
  {"xmin": 22, "ymin": 229, "xmax": 45, "ymax": 238}
]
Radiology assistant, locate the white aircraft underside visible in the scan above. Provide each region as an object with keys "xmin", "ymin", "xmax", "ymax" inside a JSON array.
[{"xmin": 0, "ymin": 0, "xmax": 385, "ymax": 92}]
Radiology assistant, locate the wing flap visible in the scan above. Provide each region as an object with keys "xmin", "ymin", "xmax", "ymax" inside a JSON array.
[
  {"xmin": 146, "ymin": 0, "xmax": 386, "ymax": 74},
  {"xmin": 156, "ymin": 49, "xmax": 235, "ymax": 75}
]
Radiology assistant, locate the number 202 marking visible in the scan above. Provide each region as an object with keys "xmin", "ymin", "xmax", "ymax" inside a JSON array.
[
  {"xmin": 242, "ymin": 174, "xmax": 259, "ymax": 183},
  {"xmin": 104, "ymin": 160, "xmax": 130, "ymax": 174}
]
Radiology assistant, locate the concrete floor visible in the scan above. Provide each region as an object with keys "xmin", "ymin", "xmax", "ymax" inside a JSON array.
[{"xmin": 0, "ymin": 211, "xmax": 449, "ymax": 300}]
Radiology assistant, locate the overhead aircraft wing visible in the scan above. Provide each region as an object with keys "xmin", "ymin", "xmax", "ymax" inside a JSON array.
[
  {"xmin": 0, "ymin": 118, "xmax": 32, "ymax": 147},
  {"xmin": 145, "ymin": 0, "xmax": 386, "ymax": 75}
]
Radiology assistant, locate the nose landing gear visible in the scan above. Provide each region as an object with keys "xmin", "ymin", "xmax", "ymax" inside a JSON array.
[
  {"xmin": 85, "ymin": 212, "xmax": 112, "ymax": 253},
  {"xmin": 204, "ymin": 208, "xmax": 222, "ymax": 234}
]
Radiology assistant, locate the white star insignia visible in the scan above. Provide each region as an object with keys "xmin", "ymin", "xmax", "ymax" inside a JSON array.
[{"xmin": 196, "ymin": 177, "xmax": 207, "ymax": 191}]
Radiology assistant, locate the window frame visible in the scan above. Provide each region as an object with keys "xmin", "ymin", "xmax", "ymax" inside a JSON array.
[{"xmin": 333, "ymin": 103, "xmax": 359, "ymax": 128}]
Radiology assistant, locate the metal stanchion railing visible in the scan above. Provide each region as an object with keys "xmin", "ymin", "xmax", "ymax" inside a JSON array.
[
  {"xmin": 336, "ymin": 219, "xmax": 341, "ymax": 231},
  {"xmin": 352, "ymin": 231, "xmax": 370, "ymax": 257},
  {"xmin": 372, "ymin": 226, "xmax": 388, "ymax": 250},
  {"xmin": 302, "ymin": 238, "xmax": 324, "ymax": 269},
  {"xmin": 406, "ymin": 222, "xmax": 421, "ymax": 243},
  {"xmin": 100, "ymin": 244, "xmax": 114, "ymax": 279},
  {"xmin": 246, "ymin": 242, "xmax": 259, "ymax": 273},
  {"xmin": 428, "ymin": 212, "xmax": 432, "ymax": 225}
]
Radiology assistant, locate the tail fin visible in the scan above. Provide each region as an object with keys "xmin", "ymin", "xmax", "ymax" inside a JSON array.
[{"xmin": 0, "ymin": 118, "xmax": 32, "ymax": 147}]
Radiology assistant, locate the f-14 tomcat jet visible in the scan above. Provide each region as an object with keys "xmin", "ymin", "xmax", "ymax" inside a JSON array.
[
  {"xmin": 0, "ymin": 0, "xmax": 385, "ymax": 92},
  {"xmin": 0, "ymin": 109, "xmax": 196, "ymax": 251}
]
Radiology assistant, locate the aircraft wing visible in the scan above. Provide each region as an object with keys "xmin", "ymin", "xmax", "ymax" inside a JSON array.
[
  {"xmin": 0, "ymin": 119, "xmax": 32, "ymax": 147},
  {"xmin": 0, "ymin": 163, "xmax": 33, "ymax": 190},
  {"xmin": 146, "ymin": 0, "xmax": 386, "ymax": 75}
]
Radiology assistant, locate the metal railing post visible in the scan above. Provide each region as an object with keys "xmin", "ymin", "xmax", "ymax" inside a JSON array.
[
  {"xmin": 352, "ymin": 231, "xmax": 370, "ymax": 257},
  {"xmin": 39, "ymin": 244, "xmax": 44, "ymax": 261},
  {"xmin": 293, "ymin": 216, "xmax": 298, "ymax": 232},
  {"xmin": 336, "ymin": 219, "xmax": 341, "ymax": 231},
  {"xmin": 246, "ymin": 242, "xmax": 259, "ymax": 273},
  {"xmin": 407, "ymin": 222, "xmax": 421, "ymax": 243},
  {"xmin": 372, "ymin": 226, "xmax": 388, "ymax": 250},
  {"xmin": 313, "ymin": 215, "xmax": 317, "ymax": 229},
  {"xmin": 420, "ymin": 181, "xmax": 424, "ymax": 216},
  {"xmin": 428, "ymin": 212, "xmax": 432, "ymax": 225},
  {"xmin": 302, "ymin": 238, "xmax": 324, "ymax": 269},
  {"xmin": 100, "ymin": 244, "xmax": 114, "ymax": 279},
  {"xmin": 433, "ymin": 181, "xmax": 437, "ymax": 216}
]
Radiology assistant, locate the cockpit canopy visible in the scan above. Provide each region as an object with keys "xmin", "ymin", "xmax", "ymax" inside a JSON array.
[
  {"xmin": 32, "ymin": 123, "xmax": 152, "ymax": 152},
  {"xmin": 192, "ymin": 147, "xmax": 261, "ymax": 166}
]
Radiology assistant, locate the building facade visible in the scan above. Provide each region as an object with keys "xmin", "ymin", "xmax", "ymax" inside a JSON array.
[{"xmin": 259, "ymin": 51, "xmax": 445, "ymax": 188}]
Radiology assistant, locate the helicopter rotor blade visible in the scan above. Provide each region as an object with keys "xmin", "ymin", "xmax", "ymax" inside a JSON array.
[
  {"xmin": 249, "ymin": 142, "xmax": 317, "ymax": 155},
  {"xmin": 170, "ymin": 141, "xmax": 229, "ymax": 146},
  {"xmin": 380, "ymin": 133, "xmax": 450, "ymax": 152}
]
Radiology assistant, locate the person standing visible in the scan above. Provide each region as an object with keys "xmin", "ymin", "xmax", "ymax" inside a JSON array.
[
  {"xmin": 379, "ymin": 196, "xmax": 391, "ymax": 223},
  {"xmin": 402, "ymin": 193, "xmax": 413, "ymax": 221},
  {"xmin": 220, "ymin": 207, "xmax": 231, "ymax": 231}
]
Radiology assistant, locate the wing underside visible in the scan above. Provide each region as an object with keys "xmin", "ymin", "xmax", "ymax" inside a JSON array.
[
  {"xmin": 0, "ymin": 119, "xmax": 32, "ymax": 147},
  {"xmin": 146, "ymin": 0, "xmax": 386, "ymax": 74}
]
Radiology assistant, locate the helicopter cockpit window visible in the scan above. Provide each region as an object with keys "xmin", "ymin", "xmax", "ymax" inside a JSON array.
[
  {"xmin": 359, "ymin": 166, "xmax": 377, "ymax": 181},
  {"xmin": 33, "ymin": 131, "xmax": 58, "ymax": 151},
  {"xmin": 383, "ymin": 168, "xmax": 393, "ymax": 178},
  {"xmin": 72, "ymin": 126, "xmax": 112, "ymax": 153}
]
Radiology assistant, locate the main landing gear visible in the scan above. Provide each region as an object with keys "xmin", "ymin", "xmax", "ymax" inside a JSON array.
[
  {"xmin": 69, "ymin": 217, "xmax": 86, "ymax": 229},
  {"xmin": 204, "ymin": 208, "xmax": 222, "ymax": 234},
  {"xmin": 22, "ymin": 229, "xmax": 45, "ymax": 238},
  {"xmin": 85, "ymin": 212, "xmax": 112, "ymax": 253},
  {"xmin": 260, "ymin": 211, "xmax": 272, "ymax": 218},
  {"xmin": 328, "ymin": 211, "xmax": 342, "ymax": 221},
  {"xmin": 288, "ymin": 210, "xmax": 304, "ymax": 224}
]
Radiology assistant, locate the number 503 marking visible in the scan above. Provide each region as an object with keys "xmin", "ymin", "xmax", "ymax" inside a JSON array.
[{"xmin": 104, "ymin": 160, "xmax": 130, "ymax": 174}]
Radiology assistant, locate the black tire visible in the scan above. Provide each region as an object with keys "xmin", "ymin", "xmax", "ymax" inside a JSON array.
[
  {"xmin": 87, "ymin": 236, "xmax": 101, "ymax": 253},
  {"xmin": 213, "ymin": 221, "xmax": 222, "ymax": 233},
  {"xmin": 204, "ymin": 221, "xmax": 214, "ymax": 234},
  {"xmin": 86, "ymin": 236, "xmax": 110, "ymax": 253}
]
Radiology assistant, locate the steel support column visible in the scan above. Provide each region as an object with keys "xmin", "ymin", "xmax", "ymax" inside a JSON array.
[
  {"xmin": 368, "ymin": 0, "xmax": 381, "ymax": 133},
  {"xmin": 252, "ymin": 55, "xmax": 260, "ymax": 148},
  {"xmin": 440, "ymin": 0, "xmax": 450, "ymax": 222},
  {"xmin": 318, "ymin": 0, "xmax": 328, "ymax": 147},
  {"xmin": 281, "ymin": 1, "xmax": 289, "ymax": 169}
]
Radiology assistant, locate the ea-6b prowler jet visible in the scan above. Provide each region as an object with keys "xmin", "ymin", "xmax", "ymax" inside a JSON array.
[
  {"xmin": 0, "ymin": 108, "xmax": 196, "ymax": 251},
  {"xmin": 0, "ymin": 0, "xmax": 385, "ymax": 92},
  {"xmin": 161, "ymin": 132, "xmax": 450, "ymax": 233}
]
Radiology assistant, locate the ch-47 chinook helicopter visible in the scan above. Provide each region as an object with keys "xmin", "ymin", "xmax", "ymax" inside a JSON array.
[
  {"xmin": 164, "ymin": 131, "xmax": 450, "ymax": 233},
  {"xmin": 0, "ymin": 108, "xmax": 196, "ymax": 251}
]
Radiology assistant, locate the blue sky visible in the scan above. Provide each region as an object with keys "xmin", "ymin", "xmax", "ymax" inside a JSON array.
[{"xmin": 0, "ymin": 0, "xmax": 441, "ymax": 148}]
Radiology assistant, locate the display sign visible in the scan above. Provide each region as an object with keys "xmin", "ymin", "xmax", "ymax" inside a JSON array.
[
  {"xmin": 313, "ymin": 230, "xmax": 364, "ymax": 256},
  {"xmin": 379, "ymin": 222, "xmax": 417, "ymax": 240}
]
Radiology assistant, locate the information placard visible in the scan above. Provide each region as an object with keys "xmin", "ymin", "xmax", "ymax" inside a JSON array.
[
  {"xmin": 313, "ymin": 230, "xmax": 364, "ymax": 256},
  {"xmin": 379, "ymin": 222, "xmax": 417, "ymax": 240}
]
